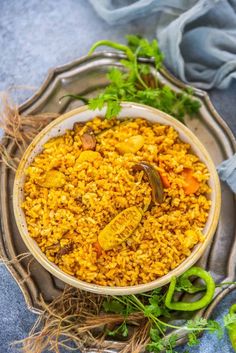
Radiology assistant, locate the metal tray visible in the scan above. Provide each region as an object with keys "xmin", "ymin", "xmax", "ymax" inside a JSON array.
[{"xmin": 0, "ymin": 52, "xmax": 236, "ymax": 348}]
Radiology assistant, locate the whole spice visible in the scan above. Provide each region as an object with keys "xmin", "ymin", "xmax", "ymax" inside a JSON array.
[
  {"xmin": 80, "ymin": 126, "xmax": 96, "ymax": 150},
  {"xmin": 56, "ymin": 243, "xmax": 74, "ymax": 259},
  {"xmin": 132, "ymin": 162, "xmax": 164, "ymax": 204}
]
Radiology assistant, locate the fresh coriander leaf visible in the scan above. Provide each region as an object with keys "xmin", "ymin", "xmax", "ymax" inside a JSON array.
[
  {"xmin": 143, "ymin": 295, "xmax": 164, "ymax": 317},
  {"xmin": 176, "ymin": 277, "xmax": 193, "ymax": 292},
  {"xmin": 150, "ymin": 328, "xmax": 161, "ymax": 342},
  {"xmin": 120, "ymin": 321, "xmax": 129, "ymax": 337},
  {"xmin": 79, "ymin": 36, "xmax": 202, "ymax": 123},
  {"xmin": 125, "ymin": 34, "xmax": 143, "ymax": 52},
  {"xmin": 169, "ymin": 334, "xmax": 178, "ymax": 346},
  {"xmin": 107, "ymin": 328, "xmax": 118, "ymax": 337},
  {"xmin": 181, "ymin": 94, "xmax": 201, "ymax": 115},
  {"xmin": 103, "ymin": 299, "xmax": 125, "ymax": 314},
  {"xmin": 149, "ymin": 334, "xmax": 178, "ymax": 353},
  {"xmin": 119, "ymin": 59, "xmax": 137, "ymax": 81},
  {"xmin": 128, "ymin": 36, "xmax": 163, "ymax": 69},
  {"xmin": 88, "ymin": 95, "xmax": 105, "ymax": 111},
  {"xmin": 150, "ymin": 288, "xmax": 162, "ymax": 295},
  {"xmin": 107, "ymin": 330, "xmax": 116, "ymax": 337},
  {"xmin": 176, "ymin": 276, "xmax": 205, "ymax": 293},
  {"xmin": 160, "ymin": 306, "xmax": 172, "ymax": 318},
  {"xmin": 147, "ymin": 340, "xmax": 164, "ymax": 353},
  {"xmin": 185, "ymin": 87, "xmax": 194, "ymax": 95},
  {"xmin": 187, "ymin": 332, "xmax": 200, "ymax": 346},
  {"xmin": 112, "ymin": 295, "xmax": 139, "ymax": 315},
  {"xmin": 207, "ymin": 320, "xmax": 223, "ymax": 338},
  {"xmin": 224, "ymin": 313, "xmax": 236, "ymax": 327},
  {"xmin": 165, "ymin": 334, "xmax": 179, "ymax": 352},
  {"xmin": 122, "ymin": 326, "xmax": 129, "ymax": 337},
  {"xmin": 187, "ymin": 318, "xmax": 208, "ymax": 330},
  {"xmin": 139, "ymin": 64, "xmax": 151, "ymax": 75},
  {"xmin": 105, "ymin": 100, "xmax": 121, "ymax": 119},
  {"xmin": 106, "ymin": 321, "xmax": 129, "ymax": 337},
  {"xmin": 149, "ymin": 295, "xmax": 162, "ymax": 306},
  {"xmin": 144, "ymin": 303, "xmax": 161, "ymax": 317},
  {"xmin": 107, "ymin": 68, "xmax": 124, "ymax": 86}
]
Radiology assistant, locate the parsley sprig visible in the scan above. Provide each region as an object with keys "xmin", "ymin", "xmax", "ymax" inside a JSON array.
[{"xmin": 87, "ymin": 35, "xmax": 201, "ymax": 122}]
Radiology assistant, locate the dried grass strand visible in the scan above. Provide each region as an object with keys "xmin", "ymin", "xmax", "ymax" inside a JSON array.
[
  {"xmin": 13, "ymin": 286, "xmax": 150, "ymax": 353},
  {"xmin": 0, "ymin": 92, "xmax": 59, "ymax": 170},
  {"xmin": 0, "ymin": 252, "xmax": 32, "ymax": 265}
]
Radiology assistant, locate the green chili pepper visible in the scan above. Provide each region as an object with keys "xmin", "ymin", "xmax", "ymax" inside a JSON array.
[
  {"xmin": 88, "ymin": 40, "xmax": 135, "ymax": 61},
  {"xmin": 227, "ymin": 304, "xmax": 236, "ymax": 351},
  {"xmin": 165, "ymin": 267, "xmax": 215, "ymax": 311}
]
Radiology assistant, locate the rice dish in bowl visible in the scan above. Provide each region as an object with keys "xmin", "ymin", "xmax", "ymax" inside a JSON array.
[{"xmin": 13, "ymin": 103, "xmax": 221, "ymax": 295}]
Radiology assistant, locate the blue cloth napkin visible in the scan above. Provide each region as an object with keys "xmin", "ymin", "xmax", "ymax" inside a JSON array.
[
  {"xmin": 89, "ymin": 0, "xmax": 236, "ymax": 90},
  {"xmin": 217, "ymin": 154, "xmax": 236, "ymax": 193}
]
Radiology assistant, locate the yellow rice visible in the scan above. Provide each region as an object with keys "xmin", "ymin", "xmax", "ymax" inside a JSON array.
[{"xmin": 22, "ymin": 117, "xmax": 211, "ymax": 287}]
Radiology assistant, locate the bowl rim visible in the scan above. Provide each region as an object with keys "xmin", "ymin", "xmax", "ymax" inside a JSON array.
[{"xmin": 13, "ymin": 102, "xmax": 221, "ymax": 295}]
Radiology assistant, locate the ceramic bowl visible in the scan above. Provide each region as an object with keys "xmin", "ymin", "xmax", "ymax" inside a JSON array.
[{"xmin": 13, "ymin": 102, "xmax": 221, "ymax": 295}]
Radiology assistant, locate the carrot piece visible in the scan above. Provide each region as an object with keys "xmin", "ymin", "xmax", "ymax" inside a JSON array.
[
  {"xmin": 94, "ymin": 241, "xmax": 103, "ymax": 257},
  {"xmin": 159, "ymin": 172, "xmax": 170, "ymax": 188},
  {"xmin": 182, "ymin": 168, "xmax": 200, "ymax": 195}
]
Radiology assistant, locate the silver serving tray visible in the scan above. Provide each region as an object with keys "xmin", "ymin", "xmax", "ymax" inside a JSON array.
[{"xmin": 0, "ymin": 52, "xmax": 236, "ymax": 349}]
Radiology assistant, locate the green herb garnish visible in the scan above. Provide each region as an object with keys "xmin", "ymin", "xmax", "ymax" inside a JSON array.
[
  {"xmin": 62, "ymin": 35, "xmax": 201, "ymax": 122},
  {"xmin": 103, "ymin": 292, "xmax": 223, "ymax": 353},
  {"xmin": 101, "ymin": 267, "xmax": 236, "ymax": 353},
  {"xmin": 86, "ymin": 35, "xmax": 201, "ymax": 122}
]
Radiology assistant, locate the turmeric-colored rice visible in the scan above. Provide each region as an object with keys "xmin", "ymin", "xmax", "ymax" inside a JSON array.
[{"xmin": 22, "ymin": 117, "xmax": 211, "ymax": 286}]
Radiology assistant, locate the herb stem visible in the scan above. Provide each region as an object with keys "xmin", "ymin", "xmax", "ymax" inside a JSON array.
[
  {"xmin": 112, "ymin": 295, "xmax": 142, "ymax": 313},
  {"xmin": 216, "ymin": 281, "xmax": 236, "ymax": 288},
  {"xmin": 88, "ymin": 40, "xmax": 135, "ymax": 61},
  {"xmin": 151, "ymin": 314, "xmax": 181, "ymax": 330},
  {"xmin": 133, "ymin": 48, "xmax": 149, "ymax": 89},
  {"xmin": 130, "ymin": 294, "xmax": 146, "ymax": 310}
]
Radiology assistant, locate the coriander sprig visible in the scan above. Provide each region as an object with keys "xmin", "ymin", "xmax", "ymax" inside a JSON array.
[
  {"xmin": 86, "ymin": 35, "xmax": 201, "ymax": 122},
  {"xmin": 62, "ymin": 35, "xmax": 201, "ymax": 122},
  {"xmin": 103, "ymin": 267, "xmax": 236, "ymax": 353},
  {"xmin": 103, "ymin": 291, "xmax": 223, "ymax": 353}
]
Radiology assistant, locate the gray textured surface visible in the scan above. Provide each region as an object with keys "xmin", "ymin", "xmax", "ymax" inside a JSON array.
[{"xmin": 0, "ymin": 1, "xmax": 235, "ymax": 353}]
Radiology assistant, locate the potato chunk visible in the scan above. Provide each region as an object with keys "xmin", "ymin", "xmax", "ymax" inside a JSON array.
[
  {"xmin": 37, "ymin": 170, "xmax": 66, "ymax": 188},
  {"xmin": 116, "ymin": 135, "xmax": 144, "ymax": 154},
  {"xmin": 77, "ymin": 151, "xmax": 101, "ymax": 163}
]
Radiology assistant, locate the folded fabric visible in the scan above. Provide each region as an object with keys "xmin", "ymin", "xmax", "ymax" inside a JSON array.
[
  {"xmin": 217, "ymin": 154, "xmax": 236, "ymax": 193},
  {"xmin": 89, "ymin": 0, "xmax": 236, "ymax": 90}
]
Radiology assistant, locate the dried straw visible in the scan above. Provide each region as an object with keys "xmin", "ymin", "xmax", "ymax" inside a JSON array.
[
  {"xmin": 0, "ymin": 92, "xmax": 59, "ymax": 170},
  {"xmin": 13, "ymin": 286, "xmax": 150, "ymax": 353},
  {"xmin": 0, "ymin": 252, "xmax": 32, "ymax": 265}
]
